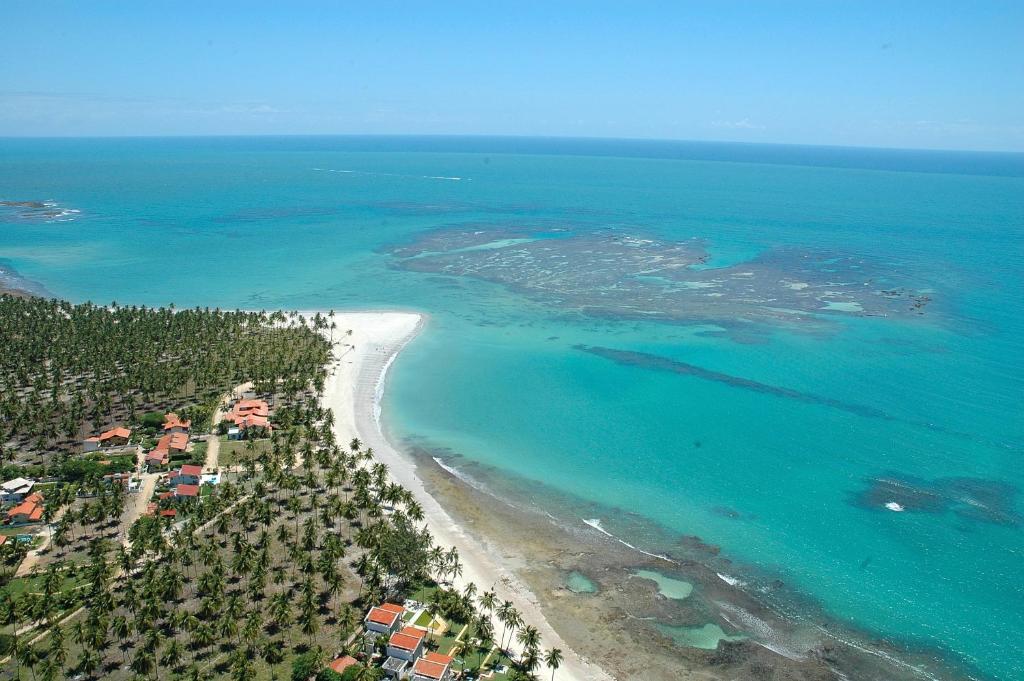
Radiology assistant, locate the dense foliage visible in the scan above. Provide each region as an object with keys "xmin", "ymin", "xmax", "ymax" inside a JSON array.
[{"xmin": 0, "ymin": 296, "xmax": 332, "ymax": 462}]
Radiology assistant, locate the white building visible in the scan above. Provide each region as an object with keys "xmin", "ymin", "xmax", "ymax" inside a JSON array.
[{"xmin": 1, "ymin": 477, "xmax": 35, "ymax": 504}]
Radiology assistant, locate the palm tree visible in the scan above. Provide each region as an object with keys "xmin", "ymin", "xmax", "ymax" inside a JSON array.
[
  {"xmin": 517, "ymin": 625, "xmax": 541, "ymax": 666},
  {"xmin": 544, "ymin": 648, "xmax": 563, "ymax": 681}
]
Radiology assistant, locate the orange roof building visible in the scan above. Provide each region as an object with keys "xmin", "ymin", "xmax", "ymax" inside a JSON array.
[
  {"xmin": 228, "ymin": 399, "xmax": 273, "ymax": 432},
  {"xmin": 365, "ymin": 602, "xmax": 405, "ymax": 633},
  {"xmin": 328, "ymin": 656, "xmax": 359, "ymax": 675},
  {"xmin": 6, "ymin": 492, "xmax": 45, "ymax": 524},
  {"xmin": 387, "ymin": 626, "xmax": 427, "ymax": 661},
  {"xmin": 175, "ymin": 484, "xmax": 199, "ymax": 498},
  {"xmin": 84, "ymin": 426, "xmax": 132, "ymax": 450},
  {"xmin": 231, "ymin": 399, "xmax": 269, "ymax": 418},
  {"xmin": 412, "ymin": 652, "xmax": 454, "ymax": 681},
  {"xmin": 163, "ymin": 413, "xmax": 191, "ymax": 432}
]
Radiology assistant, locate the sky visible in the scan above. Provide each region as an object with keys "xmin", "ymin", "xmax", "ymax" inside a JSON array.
[{"xmin": 1, "ymin": 1, "xmax": 1022, "ymax": 151}]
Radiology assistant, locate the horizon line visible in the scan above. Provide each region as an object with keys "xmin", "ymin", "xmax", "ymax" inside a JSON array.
[{"xmin": 1, "ymin": 132, "xmax": 1022, "ymax": 157}]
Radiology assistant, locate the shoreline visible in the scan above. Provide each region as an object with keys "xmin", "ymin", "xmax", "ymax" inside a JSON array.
[
  {"xmin": 313, "ymin": 309, "xmax": 974, "ymax": 681},
  {"xmin": 318, "ymin": 310, "xmax": 612, "ymax": 681}
]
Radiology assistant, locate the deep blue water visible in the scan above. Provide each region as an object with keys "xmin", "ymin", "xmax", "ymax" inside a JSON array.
[{"xmin": 1, "ymin": 136, "xmax": 1022, "ymax": 679}]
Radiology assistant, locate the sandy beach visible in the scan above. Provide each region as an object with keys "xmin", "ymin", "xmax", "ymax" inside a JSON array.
[{"xmin": 318, "ymin": 311, "xmax": 612, "ymax": 681}]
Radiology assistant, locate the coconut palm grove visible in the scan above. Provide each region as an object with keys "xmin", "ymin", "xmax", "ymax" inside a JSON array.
[{"xmin": 0, "ymin": 296, "xmax": 559, "ymax": 680}]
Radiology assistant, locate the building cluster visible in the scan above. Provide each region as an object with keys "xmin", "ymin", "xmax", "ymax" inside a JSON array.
[
  {"xmin": 352, "ymin": 602, "xmax": 456, "ymax": 681},
  {"xmin": 5, "ymin": 490, "xmax": 44, "ymax": 525},
  {"xmin": 82, "ymin": 426, "xmax": 133, "ymax": 452},
  {"xmin": 225, "ymin": 398, "xmax": 273, "ymax": 440},
  {"xmin": 146, "ymin": 413, "xmax": 192, "ymax": 468}
]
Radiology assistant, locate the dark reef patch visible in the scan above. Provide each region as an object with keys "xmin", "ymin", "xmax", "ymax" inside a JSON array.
[
  {"xmin": 0, "ymin": 199, "xmax": 79, "ymax": 222},
  {"xmin": 577, "ymin": 345, "xmax": 895, "ymax": 421},
  {"xmin": 852, "ymin": 474, "xmax": 1020, "ymax": 526},
  {"xmin": 386, "ymin": 222, "xmax": 940, "ymax": 339}
]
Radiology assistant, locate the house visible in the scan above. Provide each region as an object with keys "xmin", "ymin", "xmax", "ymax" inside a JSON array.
[
  {"xmin": 168, "ymin": 464, "xmax": 202, "ymax": 488},
  {"xmin": 145, "ymin": 449, "xmax": 170, "ymax": 468},
  {"xmin": 162, "ymin": 412, "xmax": 191, "ymax": 435},
  {"xmin": 226, "ymin": 426, "xmax": 242, "ymax": 441},
  {"xmin": 412, "ymin": 653, "xmax": 455, "ymax": 681},
  {"xmin": 102, "ymin": 472, "xmax": 138, "ymax": 492},
  {"xmin": 146, "ymin": 432, "xmax": 188, "ymax": 470},
  {"xmin": 234, "ymin": 413, "xmax": 272, "ymax": 438},
  {"xmin": 386, "ymin": 626, "xmax": 427, "ymax": 662},
  {"xmin": 365, "ymin": 602, "xmax": 405, "ymax": 635},
  {"xmin": 0, "ymin": 477, "xmax": 35, "ymax": 504},
  {"xmin": 230, "ymin": 399, "xmax": 270, "ymax": 419},
  {"xmin": 328, "ymin": 656, "xmax": 359, "ymax": 675},
  {"xmin": 6, "ymin": 492, "xmax": 44, "ymax": 525},
  {"xmin": 174, "ymin": 484, "xmax": 199, "ymax": 500},
  {"xmin": 83, "ymin": 426, "xmax": 132, "ymax": 452},
  {"xmin": 228, "ymin": 399, "xmax": 273, "ymax": 437}
]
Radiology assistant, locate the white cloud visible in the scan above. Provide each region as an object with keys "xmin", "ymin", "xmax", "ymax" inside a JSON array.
[{"xmin": 711, "ymin": 118, "xmax": 765, "ymax": 131}]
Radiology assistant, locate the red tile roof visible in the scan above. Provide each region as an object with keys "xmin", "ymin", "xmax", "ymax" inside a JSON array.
[
  {"xmin": 329, "ymin": 656, "xmax": 358, "ymax": 674},
  {"xmin": 379, "ymin": 602, "xmax": 404, "ymax": 614},
  {"xmin": 146, "ymin": 449, "xmax": 170, "ymax": 465},
  {"xmin": 367, "ymin": 604, "xmax": 403, "ymax": 627},
  {"xmin": 233, "ymin": 413, "xmax": 271, "ymax": 429},
  {"xmin": 179, "ymin": 464, "xmax": 202, "ymax": 477},
  {"xmin": 413, "ymin": 652, "xmax": 453, "ymax": 680},
  {"xmin": 163, "ymin": 413, "xmax": 191, "ymax": 431},
  {"xmin": 159, "ymin": 509, "xmax": 177, "ymax": 518},
  {"xmin": 99, "ymin": 426, "xmax": 131, "ymax": 441},
  {"xmin": 231, "ymin": 399, "xmax": 269, "ymax": 419},
  {"xmin": 389, "ymin": 626, "xmax": 427, "ymax": 651},
  {"xmin": 0, "ymin": 535, "xmax": 7, "ymax": 545},
  {"xmin": 150, "ymin": 432, "xmax": 188, "ymax": 456},
  {"xmin": 175, "ymin": 484, "xmax": 199, "ymax": 497},
  {"xmin": 6, "ymin": 493, "xmax": 45, "ymax": 521}
]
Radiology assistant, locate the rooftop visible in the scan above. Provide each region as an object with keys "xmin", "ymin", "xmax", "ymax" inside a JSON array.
[
  {"xmin": 413, "ymin": 652, "xmax": 454, "ymax": 680},
  {"xmin": 389, "ymin": 626, "xmax": 427, "ymax": 651},
  {"xmin": 163, "ymin": 412, "xmax": 191, "ymax": 430},
  {"xmin": 99, "ymin": 426, "xmax": 131, "ymax": 440},
  {"xmin": 329, "ymin": 656, "xmax": 359, "ymax": 674},
  {"xmin": 1, "ymin": 477, "xmax": 34, "ymax": 492}
]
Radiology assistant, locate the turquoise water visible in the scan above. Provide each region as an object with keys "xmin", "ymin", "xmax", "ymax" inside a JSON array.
[
  {"xmin": 633, "ymin": 570, "xmax": 693, "ymax": 600},
  {"xmin": 566, "ymin": 571, "xmax": 598, "ymax": 595},
  {"xmin": 1, "ymin": 137, "xmax": 1021, "ymax": 679}
]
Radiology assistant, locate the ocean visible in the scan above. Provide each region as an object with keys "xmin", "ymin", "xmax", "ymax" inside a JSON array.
[{"xmin": 1, "ymin": 136, "xmax": 1021, "ymax": 679}]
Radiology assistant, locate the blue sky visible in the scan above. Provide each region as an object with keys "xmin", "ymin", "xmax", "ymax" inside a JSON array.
[{"xmin": 1, "ymin": 1, "xmax": 1022, "ymax": 151}]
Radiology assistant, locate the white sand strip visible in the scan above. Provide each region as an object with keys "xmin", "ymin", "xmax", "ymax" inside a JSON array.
[{"xmin": 318, "ymin": 311, "xmax": 611, "ymax": 681}]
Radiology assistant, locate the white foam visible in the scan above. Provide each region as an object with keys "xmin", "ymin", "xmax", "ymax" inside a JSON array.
[
  {"xmin": 315, "ymin": 168, "xmax": 468, "ymax": 181},
  {"xmin": 885, "ymin": 501, "xmax": 905, "ymax": 512},
  {"xmin": 581, "ymin": 518, "xmax": 677, "ymax": 564},
  {"xmin": 717, "ymin": 572, "xmax": 745, "ymax": 587}
]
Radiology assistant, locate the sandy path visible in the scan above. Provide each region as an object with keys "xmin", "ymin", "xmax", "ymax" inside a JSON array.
[
  {"xmin": 318, "ymin": 311, "xmax": 612, "ymax": 681},
  {"xmin": 204, "ymin": 381, "xmax": 251, "ymax": 472}
]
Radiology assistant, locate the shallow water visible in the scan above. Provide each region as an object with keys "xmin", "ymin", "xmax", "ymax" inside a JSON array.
[
  {"xmin": 656, "ymin": 622, "xmax": 747, "ymax": 650},
  {"xmin": 633, "ymin": 570, "xmax": 693, "ymax": 600},
  {"xmin": 566, "ymin": 571, "xmax": 598, "ymax": 594},
  {"xmin": 1, "ymin": 136, "xmax": 1021, "ymax": 680}
]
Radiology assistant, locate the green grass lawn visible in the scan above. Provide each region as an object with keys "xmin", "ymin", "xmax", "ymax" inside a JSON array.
[
  {"xmin": 431, "ymin": 629, "xmax": 465, "ymax": 657},
  {"xmin": 5, "ymin": 569, "xmax": 84, "ymax": 598},
  {"xmin": 218, "ymin": 435, "xmax": 273, "ymax": 467},
  {"xmin": 413, "ymin": 610, "xmax": 434, "ymax": 627},
  {"xmin": 406, "ymin": 582, "xmax": 440, "ymax": 605}
]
